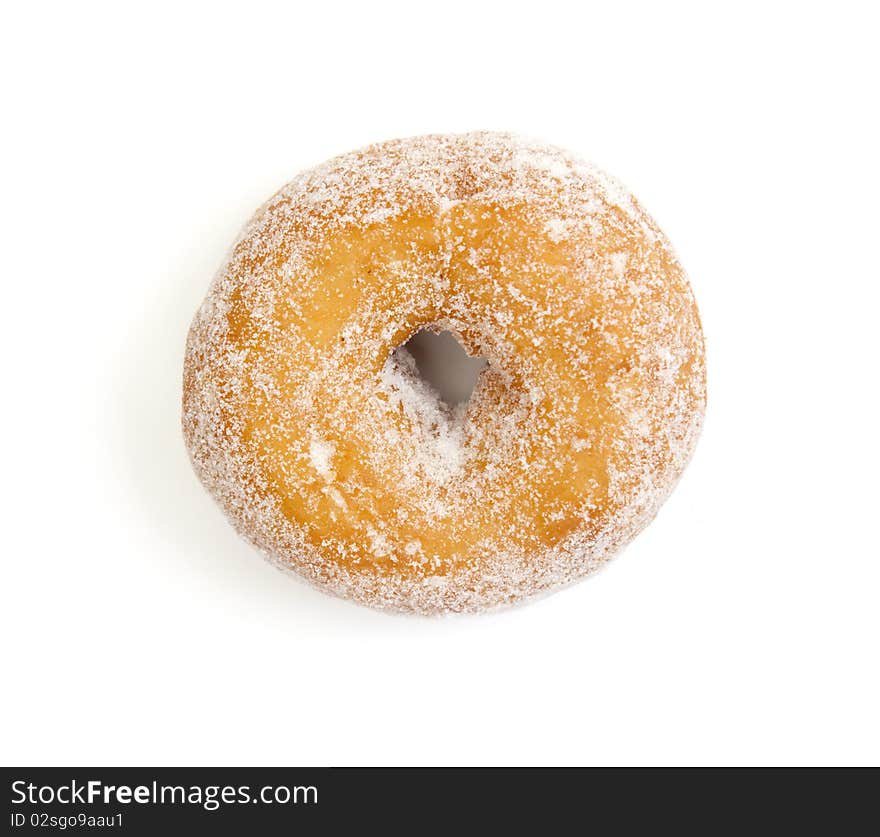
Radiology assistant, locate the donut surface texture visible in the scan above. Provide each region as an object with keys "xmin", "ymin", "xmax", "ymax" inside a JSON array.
[{"xmin": 183, "ymin": 132, "xmax": 706, "ymax": 614}]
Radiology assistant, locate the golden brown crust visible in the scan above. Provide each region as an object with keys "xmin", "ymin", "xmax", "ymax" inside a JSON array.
[{"xmin": 183, "ymin": 132, "xmax": 705, "ymax": 613}]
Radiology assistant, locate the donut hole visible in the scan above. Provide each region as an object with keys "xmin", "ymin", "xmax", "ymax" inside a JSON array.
[{"xmin": 394, "ymin": 329, "xmax": 488, "ymax": 408}]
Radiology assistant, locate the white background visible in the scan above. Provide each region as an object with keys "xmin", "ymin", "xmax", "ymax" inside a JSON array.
[{"xmin": 3, "ymin": 2, "xmax": 878, "ymax": 766}]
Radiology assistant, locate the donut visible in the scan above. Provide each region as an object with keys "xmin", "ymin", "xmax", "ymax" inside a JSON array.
[{"xmin": 183, "ymin": 132, "xmax": 706, "ymax": 614}]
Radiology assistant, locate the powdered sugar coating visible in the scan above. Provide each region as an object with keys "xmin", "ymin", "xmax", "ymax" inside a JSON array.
[{"xmin": 183, "ymin": 132, "xmax": 706, "ymax": 613}]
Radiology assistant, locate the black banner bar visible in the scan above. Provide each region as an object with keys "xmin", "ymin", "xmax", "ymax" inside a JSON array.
[{"xmin": 2, "ymin": 767, "xmax": 876, "ymax": 833}]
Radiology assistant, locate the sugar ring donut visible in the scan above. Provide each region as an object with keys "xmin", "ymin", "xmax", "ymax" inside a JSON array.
[{"xmin": 183, "ymin": 132, "xmax": 706, "ymax": 613}]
